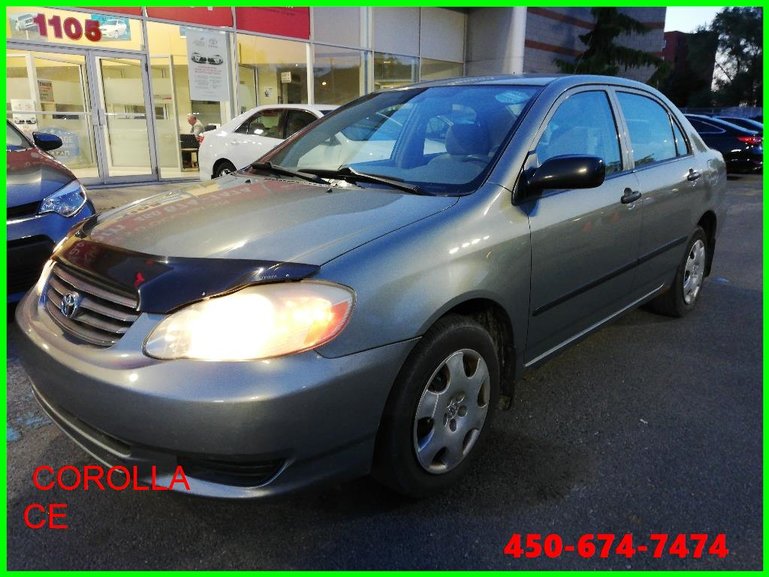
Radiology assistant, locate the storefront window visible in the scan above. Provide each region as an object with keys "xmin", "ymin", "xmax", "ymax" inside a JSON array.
[
  {"xmin": 374, "ymin": 52, "xmax": 417, "ymax": 91},
  {"xmin": 236, "ymin": 34, "xmax": 308, "ymax": 109},
  {"xmin": 313, "ymin": 46, "xmax": 363, "ymax": 105},
  {"xmin": 420, "ymin": 59, "xmax": 464, "ymax": 81},
  {"xmin": 6, "ymin": 8, "xmax": 144, "ymax": 51},
  {"xmin": 147, "ymin": 21, "xmax": 231, "ymax": 178}
]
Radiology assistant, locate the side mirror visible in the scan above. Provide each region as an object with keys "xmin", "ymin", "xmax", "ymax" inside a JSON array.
[
  {"xmin": 32, "ymin": 132, "xmax": 63, "ymax": 152},
  {"xmin": 526, "ymin": 155, "xmax": 605, "ymax": 192}
]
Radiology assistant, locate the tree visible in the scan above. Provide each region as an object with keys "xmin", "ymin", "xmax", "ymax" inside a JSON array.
[
  {"xmin": 710, "ymin": 7, "xmax": 762, "ymax": 106},
  {"xmin": 657, "ymin": 28, "xmax": 718, "ymax": 107},
  {"xmin": 554, "ymin": 8, "xmax": 663, "ymax": 77}
]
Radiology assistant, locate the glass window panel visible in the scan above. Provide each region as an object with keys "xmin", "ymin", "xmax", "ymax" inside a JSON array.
[
  {"xmin": 420, "ymin": 58, "xmax": 463, "ymax": 82},
  {"xmin": 236, "ymin": 34, "xmax": 308, "ymax": 106},
  {"xmin": 313, "ymin": 46, "xmax": 363, "ymax": 105},
  {"xmin": 374, "ymin": 52, "xmax": 417, "ymax": 91},
  {"xmin": 148, "ymin": 22, "xmax": 230, "ymax": 178},
  {"xmin": 536, "ymin": 91, "xmax": 622, "ymax": 175},
  {"xmin": 617, "ymin": 92, "xmax": 677, "ymax": 166}
]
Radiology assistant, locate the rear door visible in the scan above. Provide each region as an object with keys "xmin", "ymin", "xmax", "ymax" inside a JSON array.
[
  {"xmin": 614, "ymin": 90, "xmax": 704, "ymax": 297},
  {"xmin": 524, "ymin": 88, "xmax": 644, "ymax": 364}
]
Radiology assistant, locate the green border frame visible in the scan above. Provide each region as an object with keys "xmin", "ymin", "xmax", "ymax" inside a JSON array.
[{"xmin": 2, "ymin": 1, "xmax": 764, "ymax": 574}]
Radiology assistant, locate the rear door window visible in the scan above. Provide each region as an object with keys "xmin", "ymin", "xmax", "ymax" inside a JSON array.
[{"xmin": 616, "ymin": 93, "xmax": 678, "ymax": 167}]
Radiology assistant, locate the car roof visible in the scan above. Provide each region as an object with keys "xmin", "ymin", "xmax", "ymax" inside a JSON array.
[{"xmin": 402, "ymin": 73, "xmax": 656, "ymax": 91}]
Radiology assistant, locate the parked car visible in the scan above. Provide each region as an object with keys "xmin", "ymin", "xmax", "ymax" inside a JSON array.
[
  {"xmin": 713, "ymin": 115, "xmax": 763, "ymax": 133},
  {"xmin": 16, "ymin": 75, "xmax": 725, "ymax": 499},
  {"xmin": 685, "ymin": 113, "xmax": 762, "ymax": 173},
  {"xmin": 198, "ymin": 104, "xmax": 336, "ymax": 179},
  {"xmin": 7, "ymin": 120, "xmax": 95, "ymax": 303},
  {"xmin": 14, "ymin": 13, "xmax": 37, "ymax": 32},
  {"xmin": 100, "ymin": 18, "xmax": 127, "ymax": 38}
]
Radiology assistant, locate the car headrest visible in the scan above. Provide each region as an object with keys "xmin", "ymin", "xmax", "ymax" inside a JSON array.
[{"xmin": 445, "ymin": 123, "xmax": 490, "ymax": 156}]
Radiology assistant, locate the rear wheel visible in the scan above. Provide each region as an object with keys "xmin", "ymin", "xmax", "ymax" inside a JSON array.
[
  {"xmin": 213, "ymin": 160, "xmax": 236, "ymax": 178},
  {"xmin": 648, "ymin": 227, "xmax": 708, "ymax": 317},
  {"xmin": 373, "ymin": 315, "xmax": 499, "ymax": 497}
]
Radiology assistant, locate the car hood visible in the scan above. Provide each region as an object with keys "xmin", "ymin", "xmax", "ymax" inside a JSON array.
[
  {"xmin": 7, "ymin": 148, "xmax": 78, "ymax": 208},
  {"xmin": 88, "ymin": 174, "xmax": 458, "ymax": 265}
]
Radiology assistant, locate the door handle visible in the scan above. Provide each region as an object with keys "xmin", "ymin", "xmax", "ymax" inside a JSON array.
[
  {"xmin": 687, "ymin": 169, "xmax": 701, "ymax": 182},
  {"xmin": 621, "ymin": 188, "xmax": 642, "ymax": 204}
]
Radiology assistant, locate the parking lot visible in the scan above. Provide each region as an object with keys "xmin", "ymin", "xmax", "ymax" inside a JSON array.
[{"xmin": 7, "ymin": 174, "xmax": 762, "ymax": 570}]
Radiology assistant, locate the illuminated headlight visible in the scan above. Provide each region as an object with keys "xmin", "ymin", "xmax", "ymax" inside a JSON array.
[
  {"xmin": 144, "ymin": 282, "xmax": 354, "ymax": 361},
  {"xmin": 38, "ymin": 180, "xmax": 88, "ymax": 217}
]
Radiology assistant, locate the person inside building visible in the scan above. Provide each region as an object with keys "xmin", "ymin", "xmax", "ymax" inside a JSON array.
[{"xmin": 187, "ymin": 113, "xmax": 205, "ymax": 137}]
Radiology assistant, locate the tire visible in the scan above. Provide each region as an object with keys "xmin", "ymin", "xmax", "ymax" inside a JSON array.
[
  {"xmin": 373, "ymin": 315, "xmax": 500, "ymax": 497},
  {"xmin": 648, "ymin": 227, "xmax": 708, "ymax": 317},
  {"xmin": 213, "ymin": 161, "xmax": 236, "ymax": 178}
]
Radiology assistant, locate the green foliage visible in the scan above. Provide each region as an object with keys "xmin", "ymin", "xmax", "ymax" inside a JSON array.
[
  {"xmin": 554, "ymin": 8, "xmax": 663, "ymax": 77},
  {"xmin": 710, "ymin": 7, "xmax": 762, "ymax": 106}
]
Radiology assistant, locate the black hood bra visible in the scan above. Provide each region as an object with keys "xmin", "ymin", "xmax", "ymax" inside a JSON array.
[{"xmin": 53, "ymin": 221, "xmax": 320, "ymax": 314}]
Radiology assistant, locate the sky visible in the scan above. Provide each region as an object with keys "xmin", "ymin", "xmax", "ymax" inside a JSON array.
[{"xmin": 664, "ymin": 7, "xmax": 725, "ymax": 33}]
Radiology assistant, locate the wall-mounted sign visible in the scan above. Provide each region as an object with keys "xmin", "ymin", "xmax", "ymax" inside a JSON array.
[
  {"xmin": 10, "ymin": 13, "xmax": 104, "ymax": 42},
  {"xmin": 90, "ymin": 14, "xmax": 131, "ymax": 41},
  {"xmin": 37, "ymin": 79, "xmax": 54, "ymax": 103},
  {"xmin": 186, "ymin": 29, "xmax": 230, "ymax": 102},
  {"xmin": 280, "ymin": 71, "xmax": 292, "ymax": 84}
]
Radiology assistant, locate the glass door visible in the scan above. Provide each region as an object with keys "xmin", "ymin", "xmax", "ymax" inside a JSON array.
[
  {"xmin": 7, "ymin": 49, "xmax": 99, "ymax": 181},
  {"xmin": 90, "ymin": 54, "xmax": 157, "ymax": 182}
]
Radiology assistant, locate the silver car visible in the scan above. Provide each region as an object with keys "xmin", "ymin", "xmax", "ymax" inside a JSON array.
[{"xmin": 16, "ymin": 75, "xmax": 726, "ymax": 498}]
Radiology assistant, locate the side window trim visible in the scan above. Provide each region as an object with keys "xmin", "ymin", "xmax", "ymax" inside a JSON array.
[{"xmin": 669, "ymin": 114, "xmax": 691, "ymax": 157}]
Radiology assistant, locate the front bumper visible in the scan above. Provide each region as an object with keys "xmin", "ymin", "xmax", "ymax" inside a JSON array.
[{"xmin": 16, "ymin": 289, "xmax": 416, "ymax": 498}]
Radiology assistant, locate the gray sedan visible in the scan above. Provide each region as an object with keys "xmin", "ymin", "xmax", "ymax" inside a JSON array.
[{"xmin": 16, "ymin": 75, "xmax": 726, "ymax": 498}]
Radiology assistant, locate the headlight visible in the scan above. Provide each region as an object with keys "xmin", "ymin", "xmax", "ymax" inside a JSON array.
[
  {"xmin": 144, "ymin": 281, "xmax": 354, "ymax": 361},
  {"xmin": 38, "ymin": 180, "xmax": 88, "ymax": 217}
]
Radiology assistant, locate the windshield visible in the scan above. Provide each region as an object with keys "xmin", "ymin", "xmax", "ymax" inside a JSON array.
[{"xmin": 263, "ymin": 85, "xmax": 540, "ymax": 195}]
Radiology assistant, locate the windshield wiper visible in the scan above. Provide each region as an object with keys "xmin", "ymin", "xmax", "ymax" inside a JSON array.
[
  {"xmin": 329, "ymin": 166, "xmax": 426, "ymax": 195},
  {"xmin": 249, "ymin": 161, "xmax": 329, "ymax": 185}
]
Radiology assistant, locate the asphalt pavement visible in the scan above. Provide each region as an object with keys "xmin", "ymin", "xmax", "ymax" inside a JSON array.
[{"xmin": 6, "ymin": 174, "xmax": 762, "ymax": 570}]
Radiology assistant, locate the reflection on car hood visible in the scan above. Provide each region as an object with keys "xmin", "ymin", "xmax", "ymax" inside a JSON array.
[
  {"xmin": 7, "ymin": 148, "xmax": 77, "ymax": 208},
  {"xmin": 89, "ymin": 175, "xmax": 458, "ymax": 265}
]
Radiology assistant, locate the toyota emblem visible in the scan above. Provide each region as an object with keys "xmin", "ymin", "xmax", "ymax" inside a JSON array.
[{"xmin": 59, "ymin": 292, "xmax": 83, "ymax": 319}]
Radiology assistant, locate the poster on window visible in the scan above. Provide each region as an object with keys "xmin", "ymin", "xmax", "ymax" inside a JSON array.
[{"xmin": 186, "ymin": 29, "xmax": 230, "ymax": 101}]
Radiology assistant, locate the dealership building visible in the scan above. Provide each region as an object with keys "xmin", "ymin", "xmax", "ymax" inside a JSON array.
[{"xmin": 7, "ymin": 6, "xmax": 666, "ymax": 185}]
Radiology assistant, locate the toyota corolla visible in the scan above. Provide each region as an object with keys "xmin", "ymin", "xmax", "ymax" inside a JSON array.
[{"xmin": 16, "ymin": 75, "xmax": 725, "ymax": 498}]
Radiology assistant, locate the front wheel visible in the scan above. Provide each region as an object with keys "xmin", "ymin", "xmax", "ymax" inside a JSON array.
[
  {"xmin": 373, "ymin": 315, "xmax": 499, "ymax": 497},
  {"xmin": 213, "ymin": 160, "xmax": 236, "ymax": 178},
  {"xmin": 648, "ymin": 227, "xmax": 708, "ymax": 317}
]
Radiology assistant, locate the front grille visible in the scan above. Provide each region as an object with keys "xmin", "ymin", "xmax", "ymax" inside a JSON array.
[
  {"xmin": 44, "ymin": 263, "xmax": 140, "ymax": 347},
  {"xmin": 8, "ymin": 236, "xmax": 54, "ymax": 294},
  {"xmin": 7, "ymin": 201, "xmax": 39, "ymax": 220}
]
